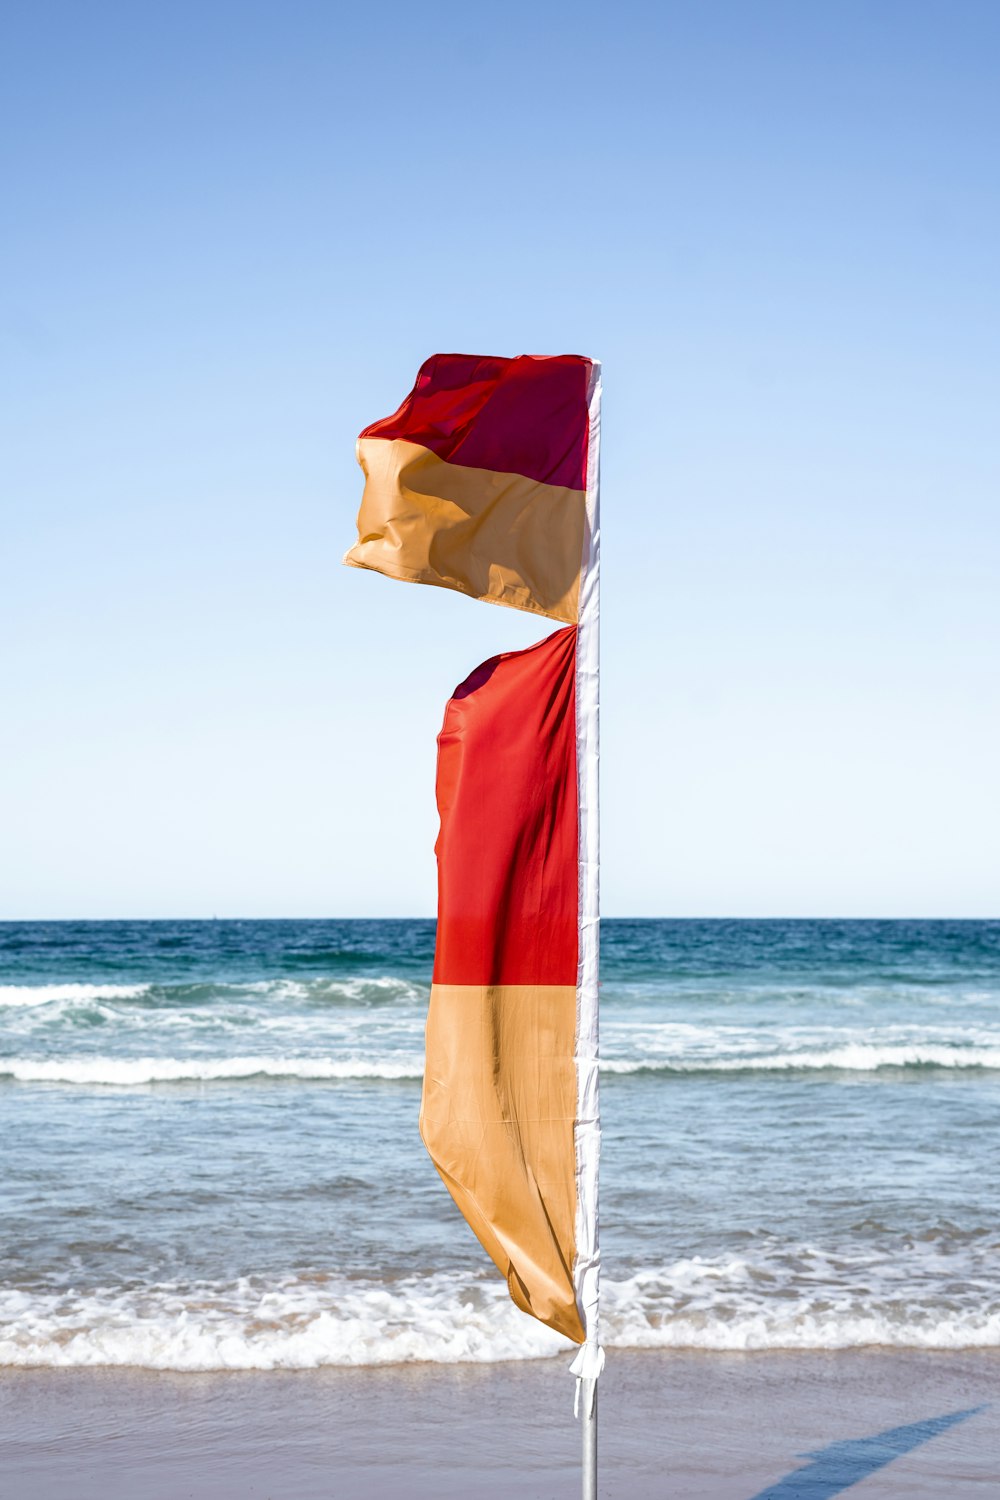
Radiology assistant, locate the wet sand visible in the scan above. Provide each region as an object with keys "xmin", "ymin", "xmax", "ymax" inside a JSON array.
[{"xmin": 1, "ymin": 1349, "xmax": 996, "ymax": 1498}]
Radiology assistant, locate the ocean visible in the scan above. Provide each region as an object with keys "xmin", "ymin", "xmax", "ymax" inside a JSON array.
[{"xmin": 2, "ymin": 918, "xmax": 999, "ymax": 1371}]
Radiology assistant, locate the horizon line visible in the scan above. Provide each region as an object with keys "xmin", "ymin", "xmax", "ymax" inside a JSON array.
[{"xmin": 1, "ymin": 914, "xmax": 997, "ymax": 925}]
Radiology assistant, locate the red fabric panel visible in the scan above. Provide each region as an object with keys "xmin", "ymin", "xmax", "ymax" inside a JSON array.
[
  {"xmin": 361, "ymin": 353, "xmax": 592, "ymax": 492},
  {"xmin": 433, "ymin": 627, "xmax": 579, "ymax": 987}
]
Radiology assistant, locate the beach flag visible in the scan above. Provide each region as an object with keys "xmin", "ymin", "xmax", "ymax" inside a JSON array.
[
  {"xmin": 345, "ymin": 353, "xmax": 591, "ymax": 625},
  {"xmin": 346, "ymin": 353, "xmax": 602, "ymax": 1362}
]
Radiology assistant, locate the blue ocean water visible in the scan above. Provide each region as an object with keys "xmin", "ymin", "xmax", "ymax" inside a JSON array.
[{"xmin": 2, "ymin": 919, "xmax": 999, "ymax": 1368}]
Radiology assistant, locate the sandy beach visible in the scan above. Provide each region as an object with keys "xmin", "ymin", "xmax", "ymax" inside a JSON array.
[{"xmin": 2, "ymin": 1349, "xmax": 995, "ymax": 1498}]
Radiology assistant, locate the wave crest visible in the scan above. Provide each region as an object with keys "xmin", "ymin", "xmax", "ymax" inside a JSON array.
[
  {"xmin": 0, "ymin": 983, "xmax": 151, "ymax": 1008},
  {"xmin": 3, "ymin": 1248, "xmax": 999, "ymax": 1369},
  {"xmin": 0, "ymin": 1056, "xmax": 423, "ymax": 1085},
  {"xmin": 6, "ymin": 1040, "xmax": 1000, "ymax": 1087},
  {"xmin": 604, "ymin": 1043, "xmax": 1000, "ymax": 1075}
]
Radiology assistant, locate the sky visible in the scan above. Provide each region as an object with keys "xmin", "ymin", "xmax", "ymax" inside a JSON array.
[{"xmin": 2, "ymin": 0, "xmax": 998, "ymax": 919}]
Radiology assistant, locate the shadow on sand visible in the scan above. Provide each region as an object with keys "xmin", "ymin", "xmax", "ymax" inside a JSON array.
[{"xmin": 746, "ymin": 1405, "xmax": 986, "ymax": 1499}]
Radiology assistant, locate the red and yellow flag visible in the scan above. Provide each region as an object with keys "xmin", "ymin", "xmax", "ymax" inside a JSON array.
[
  {"xmin": 345, "ymin": 353, "xmax": 592, "ymax": 624},
  {"xmin": 346, "ymin": 353, "xmax": 601, "ymax": 1350}
]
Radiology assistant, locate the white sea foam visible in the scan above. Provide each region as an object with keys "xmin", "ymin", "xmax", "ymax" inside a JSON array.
[
  {"xmin": 0, "ymin": 983, "xmax": 151, "ymax": 1008},
  {"xmin": 0, "ymin": 976, "xmax": 426, "ymax": 1016},
  {"xmin": 3, "ymin": 1247, "xmax": 999, "ymax": 1370},
  {"xmin": 6, "ymin": 1039, "xmax": 1000, "ymax": 1086},
  {"xmin": 602, "ymin": 1042, "xmax": 1000, "ymax": 1074},
  {"xmin": 242, "ymin": 976, "xmax": 428, "ymax": 1005},
  {"xmin": 600, "ymin": 1248, "xmax": 1000, "ymax": 1351},
  {"xmin": 312, "ymin": 976, "xmax": 428, "ymax": 1004},
  {"xmin": 0, "ymin": 1274, "xmax": 566, "ymax": 1370},
  {"xmin": 0, "ymin": 1055, "xmax": 424, "ymax": 1085}
]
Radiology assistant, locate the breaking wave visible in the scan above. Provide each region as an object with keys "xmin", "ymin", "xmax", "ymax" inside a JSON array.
[
  {"xmin": 0, "ymin": 1056, "xmax": 424, "ymax": 1085},
  {"xmin": 0, "ymin": 976, "xmax": 426, "ymax": 1011},
  {"xmin": 3, "ymin": 1243, "xmax": 999, "ymax": 1369},
  {"xmin": 6, "ymin": 1040, "xmax": 1000, "ymax": 1087},
  {"xmin": 0, "ymin": 983, "xmax": 151, "ymax": 1008},
  {"xmin": 603, "ymin": 1042, "xmax": 1000, "ymax": 1075}
]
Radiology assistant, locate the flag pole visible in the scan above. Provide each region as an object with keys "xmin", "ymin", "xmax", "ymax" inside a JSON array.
[
  {"xmin": 349, "ymin": 351, "xmax": 605, "ymax": 1498},
  {"xmin": 574, "ymin": 360, "xmax": 602, "ymax": 1499},
  {"xmin": 582, "ymin": 1380, "xmax": 598, "ymax": 1499}
]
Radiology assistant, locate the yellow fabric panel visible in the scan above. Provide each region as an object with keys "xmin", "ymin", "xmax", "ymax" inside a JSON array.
[
  {"xmin": 344, "ymin": 438, "xmax": 585, "ymax": 625},
  {"xmin": 419, "ymin": 982, "xmax": 583, "ymax": 1343}
]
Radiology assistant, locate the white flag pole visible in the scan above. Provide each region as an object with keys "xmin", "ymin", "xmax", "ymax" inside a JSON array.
[{"xmin": 571, "ymin": 359, "xmax": 603, "ymax": 1499}]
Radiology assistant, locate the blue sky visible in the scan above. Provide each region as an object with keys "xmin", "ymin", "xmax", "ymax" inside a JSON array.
[{"xmin": 2, "ymin": 1, "xmax": 998, "ymax": 918}]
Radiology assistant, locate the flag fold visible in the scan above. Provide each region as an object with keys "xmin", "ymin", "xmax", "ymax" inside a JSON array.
[
  {"xmin": 345, "ymin": 353, "xmax": 591, "ymax": 623},
  {"xmin": 346, "ymin": 352, "xmax": 600, "ymax": 1350},
  {"xmin": 420, "ymin": 626, "xmax": 584, "ymax": 1341}
]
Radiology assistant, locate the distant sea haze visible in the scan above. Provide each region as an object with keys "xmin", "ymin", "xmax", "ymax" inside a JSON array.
[{"xmin": 2, "ymin": 919, "xmax": 999, "ymax": 1369}]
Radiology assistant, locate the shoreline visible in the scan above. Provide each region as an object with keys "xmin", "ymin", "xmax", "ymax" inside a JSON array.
[{"xmin": 2, "ymin": 1349, "xmax": 996, "ymax": 1498}]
